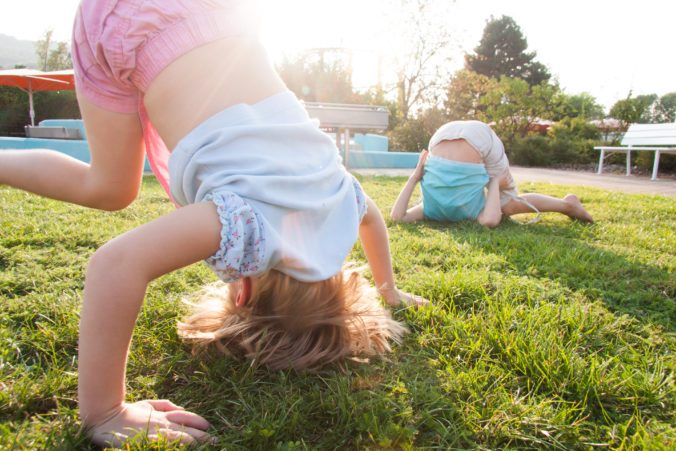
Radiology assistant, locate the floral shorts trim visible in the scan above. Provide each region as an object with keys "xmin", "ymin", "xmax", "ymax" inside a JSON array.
[
  {"xmin": 204, "ymin": 191, "xmax": 266, "ymax": 283},
  {"xmin": 352, "ymin": 175, "xmax": 368, "ymax": 221}
]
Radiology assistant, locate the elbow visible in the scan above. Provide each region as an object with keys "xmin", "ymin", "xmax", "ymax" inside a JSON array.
[
  {"xmin": 390, "ymin": 211, "xmax": 403, "ymax": 223},
  {"xmin": 477, "ymin": 215, "xmax": 501, "ymax": 229}
]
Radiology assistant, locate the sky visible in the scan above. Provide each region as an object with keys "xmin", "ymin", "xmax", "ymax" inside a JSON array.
[{"xmin": 1, "ymin": 0, "xmax": 673, "ymax": 111}]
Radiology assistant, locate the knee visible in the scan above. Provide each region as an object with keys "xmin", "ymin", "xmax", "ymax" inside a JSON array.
[
  {"xmin": 86, "ymin": 241, "xmax": 123, "ymax": 282},
  {"xmin": 85, "ymin": 238, "xmax": 142, "ymax": 286}
]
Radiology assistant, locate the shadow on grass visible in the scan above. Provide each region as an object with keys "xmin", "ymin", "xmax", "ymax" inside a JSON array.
[
  {"xmin": 395, "ymin": 218, "xmax": 675, "ymax": 332},
  {"xmin": 150, "ymin": 341, "xmax": 577, "ymax": 449}
]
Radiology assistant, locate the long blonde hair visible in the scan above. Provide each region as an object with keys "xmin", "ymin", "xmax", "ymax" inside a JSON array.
[{"xmin": 177, "ymin": 268, "xmax": 407, "ymax": 370}]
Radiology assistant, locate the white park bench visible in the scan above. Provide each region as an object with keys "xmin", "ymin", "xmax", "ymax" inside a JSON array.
[{"xmin": 594, "ymin": 123, "xmax": 676, "ymax": 180}]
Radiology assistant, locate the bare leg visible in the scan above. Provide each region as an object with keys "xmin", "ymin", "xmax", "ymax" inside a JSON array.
[
  {"xmin": 0, "ymin": 95, "xmax": 146, "ymax": 211},
  {"xmin": 502, "ymin": 193, "xmax": 593, "ymax": 223}
]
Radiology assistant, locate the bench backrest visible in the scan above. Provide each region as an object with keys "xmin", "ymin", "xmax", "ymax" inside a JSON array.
[
  {"xmin": 621, "ymin": 123, "xmax": 676, "ymax": 146},
  {"xmin": 304, "ymin": 103, "xmax": 389, "ymax": 130}
]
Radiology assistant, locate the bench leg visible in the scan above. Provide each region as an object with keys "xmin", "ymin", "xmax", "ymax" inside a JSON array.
[
  {"xmin": 626, "ymin": 149, "xmax": 631, "ymax": 176},
  {"xmin": 652, "ymin": 150, "xmax": 661, "ymax": 180},
  {"xmin": 598, "ymin": 149, "xmax": 605, "ymax": 174}
]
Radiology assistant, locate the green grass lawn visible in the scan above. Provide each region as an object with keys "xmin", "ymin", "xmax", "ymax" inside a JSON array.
[{"xmin": 1, "ymin": 175, "xmax": 674, "ymax": 450}]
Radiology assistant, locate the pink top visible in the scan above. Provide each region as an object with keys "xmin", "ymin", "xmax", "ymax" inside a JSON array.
[{"xmin": 71, "ymin": 0, "xmax": 258, "ymax": 197}]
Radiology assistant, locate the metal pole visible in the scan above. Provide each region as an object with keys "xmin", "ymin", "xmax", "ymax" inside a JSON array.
[
  {"xmin": 28, "ymin": 80, "xmax": 35, "ymax": 126},
  {"xmin": 343, "ymin": 128, "xmax": 350, "ymax": 169}
]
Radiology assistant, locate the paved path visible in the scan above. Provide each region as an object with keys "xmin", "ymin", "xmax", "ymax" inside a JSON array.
[{"xmin": 353, "ymin": 167, "xmax": 676, "ymax": 198}]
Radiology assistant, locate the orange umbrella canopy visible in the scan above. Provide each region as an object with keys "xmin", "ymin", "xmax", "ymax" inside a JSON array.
[
  {"xmin": 0, "ymin": 68, "xmax": 75, "ymax": 91},
  {"xmin": 0, "ymin": 69, "xmax": 75, "ymax": 125}
]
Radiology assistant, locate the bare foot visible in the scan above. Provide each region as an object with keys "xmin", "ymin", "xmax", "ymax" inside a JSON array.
[{"xmin": 563, "ymin": 194, "xmax": 594, "ymax": 223}]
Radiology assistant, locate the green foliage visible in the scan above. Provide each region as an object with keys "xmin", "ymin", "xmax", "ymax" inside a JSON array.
[
  {"xmin": 554, "ymin": 92, "xmax": 606, "ymax": 120},
  {"xmin": 32, "ymin": 91, "xmax": 80, "ymax": 121},
  {"xmin": 443, "ymin": 69, "xmax": 496, "ymax": 121},
  {"xmin": 358, "ymin": 87, "xmax": 405, "ymax": 132},
  {"xmin": 609, "ymin": 91, "xmax": 676, "ymax": 128},
  {"xmin": 0, "ymin": 29, "xmax": 76, "ymax": 135},
  {"xmin": 0, "ymin": 86, "xmax": 29, "ymax": 136},
  {"xmin": 549, "ymin": 117, "xmax": 601, "ymax": 141},
  {"xmin": 1, "ymin": 177, "xmax": 675, "ymax": 449},
  {"xmin": 508, "ymin": 133, "xmax": 597, "ymax": 167},
  {"xmin": 0, "ymin": 88, "xmax": 80, "ymax": 136},
  {"xmin": 507, "ymin": 118, "xmax": 599, "ymax": 166},
  {"xmin": 652, "ymin": 92, "xmax": 676, "ymax": 123},
  {"xmin": 478, "ymin": 76, "xmax": 559, "ymax": 144},
  {"xmin": 33, "ymin": 30, "xmax": 72, "ymax": 71},
  {"xmin": 609, "ymin": 93, "xmax": 658, "ymax": 127},
  {"xmin": 465, "ymin": 15, "xmax": 550, "ymax": 86},
  {"xmin": 46, "ymin": 42, "xmax": 71, "ymax": 71},
  {"xmin": 388, "ymin": 117, "xmax": 431, "ymax": 153},
  {"xmin": 388, "ymin": 107, "xmax": 448, "ymax": 152}
]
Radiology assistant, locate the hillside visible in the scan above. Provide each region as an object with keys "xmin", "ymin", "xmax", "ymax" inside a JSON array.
[{"xmin": 0, "ymin": 34, "xmax": 37, "ymax": 69}]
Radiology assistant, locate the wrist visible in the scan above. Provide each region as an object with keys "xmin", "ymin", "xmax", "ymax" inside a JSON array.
[
  {"xmin": 377, "ymin": 284, "xmax": 400, "ymax": 306},
  {"xmin": 80, "ymin": 400, "xmax": 125, "ymax": 428}
]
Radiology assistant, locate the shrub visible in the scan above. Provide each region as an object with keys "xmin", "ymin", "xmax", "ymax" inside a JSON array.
[
  {"xmin": 507, "ymin": 135, "xmax": 550, "ymax": 166},
  {"xmin": 549, "ymin": 117, "xmax": 601, "ymax": 141},
  {"xmin": 507, "ymin": 134, "xmax": 598, "ymax": 167},
  {"xmin": 387, "ymin": 117, "xmax": 432, "ymax": 152}
]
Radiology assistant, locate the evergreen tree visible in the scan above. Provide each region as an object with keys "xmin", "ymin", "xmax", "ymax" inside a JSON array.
[{"xmin": 465, "ymin": 15, "xmax": 550, "ymax": 86}]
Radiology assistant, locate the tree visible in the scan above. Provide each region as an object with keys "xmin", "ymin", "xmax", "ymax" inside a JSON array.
[
  {"xmin": 555, "ymin": 92, "xmax": 605, "ymax": 121},
  {"xmin": 46, "ymin": 41, "xmax": 72, "ymax": 71},
  {"xmin": 609, "ymin": 93, "xmax": 657, "ymax": 127},
  {"xmin": 465, "ymin": 15, "xmax": 550, "ymax": 86},
  {"xmin": 381, "ymin": 0, "xmax": 458, "ymax": 120},
  {"xmin": 388, "ymin": 107, "xmax": 447, "ymax": 152},
  {"xmin": 478, "ymin": 76, "xmax": 559, "ymax": 144},
  {"xmin": 0, "ymin": 86, "xmax": 29, "ymax": 136},
  {"xmin": 443, "ymin": 69, "xmax": 496, "ymax": 121},
  {"xmin": 358, "ymin": 87, "xmax": 403, "ymax": 132},
  {"xmin": 652, "ymin": 92, "xmax": 676, "ymax": 123},
  {"xmin": 34, "ymin": 29, "xmax": 72, "ymax": 71}
]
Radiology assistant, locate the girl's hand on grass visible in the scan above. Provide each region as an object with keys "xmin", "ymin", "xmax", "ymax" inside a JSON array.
[
  {"xmin": 88, "ymin": 399, "xmax": 212, "ymax": 447},
  {"xmin": 380, "ymin": 286, "xmax": 429, "ymax": 308},
  {"xmin": 411, "ymin": 150, "xmax": 428, "ymax": 182}
]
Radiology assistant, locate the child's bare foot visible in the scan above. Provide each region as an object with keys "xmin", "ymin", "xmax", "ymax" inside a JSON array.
[{"xmin": 563, "ymin": 194, "xmax": 594, "ymax": 223}]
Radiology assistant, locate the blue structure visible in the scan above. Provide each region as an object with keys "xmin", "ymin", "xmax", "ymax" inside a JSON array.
[
  {"xmin": 348, "ymin": 132, "xmax": 419, "ymax": 168},
  {"xmin": 353, "ymin": 133, "xmax": 389, "ymax": 152},
  {"xmin": 0, "ymin": 119, "xmax": 420, "ymax": 170},
  {"xmin": 0, "ymin": 119, "xmax": 151, "ymax": 171},
  {"xmin": 39, "ymin": 119, "xmax": 88, "ymax": 139},
  {"xmin": 347, "ymin": 150, "xmax": 419, "ymax": 168}
]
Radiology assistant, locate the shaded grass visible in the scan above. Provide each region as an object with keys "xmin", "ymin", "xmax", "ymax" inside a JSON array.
[{"xmin": 1, "ymin": 175, "xmax": 674, "ymax": 449}]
